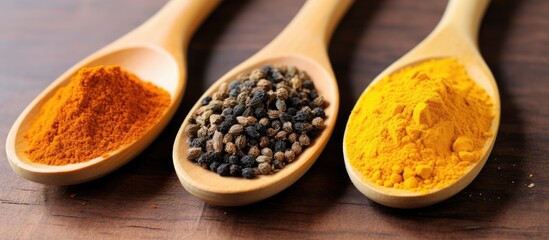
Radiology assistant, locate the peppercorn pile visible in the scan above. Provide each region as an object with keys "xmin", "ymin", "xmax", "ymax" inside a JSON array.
[{"xmin": 184, "ymin": 65, "xmax": 327, "ymax": 179}]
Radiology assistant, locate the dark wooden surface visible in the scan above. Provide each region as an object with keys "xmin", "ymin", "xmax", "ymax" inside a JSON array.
[{"xmin": 1, "ymin": 0, "xmax": 547, "ymax": 239}]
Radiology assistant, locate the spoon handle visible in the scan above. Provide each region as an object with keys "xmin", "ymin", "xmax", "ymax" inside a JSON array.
[
  {"xmin": 388, "ymin": 0, "xmax": 492, "ymax": 70},
  {"xmin": 259, "ymin": 0, "xmax": 353, "ymax": 63},
  {"xmin": 112, "ymin": 0, "xmax": 220, "ymax": 55},
  {"xmin": 437, "ymin": 0, "xmax": 491, "ymax": 43}
]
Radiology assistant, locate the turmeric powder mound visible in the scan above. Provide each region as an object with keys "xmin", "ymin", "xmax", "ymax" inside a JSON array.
[
  {"xmin": 24, "ymin": 65, "xmax": 170, "ymax": 165},
  {"xmin": 344, "ymin": 58, "xmax": 493, "ymax": 192}
]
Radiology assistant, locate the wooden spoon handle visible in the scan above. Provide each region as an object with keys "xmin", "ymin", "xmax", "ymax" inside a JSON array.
[
  {"xmin": 391, "ymin": 0, "xmax": 491, "ymax": 67},
  {"xmin": 258, "ymin": 0, "xmax": 353, "ymax": 64},
  {"xmin": 114, "ymin": 0, "xmax": 221, "ymax": 55},
  {"xmin": 437, "ymin": 0, "xmax": 491, "ymax": 43}
]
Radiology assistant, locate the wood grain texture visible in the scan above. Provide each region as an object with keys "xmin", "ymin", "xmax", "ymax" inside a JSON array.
[{"xmin": 0, "ymin": 0, "xmax": 547, "ymax": 239}]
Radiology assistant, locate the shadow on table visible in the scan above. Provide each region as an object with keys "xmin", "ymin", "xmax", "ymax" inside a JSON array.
[{"xmin": 371, "ymin": 0, "xmax": 526, "ymax": 234}]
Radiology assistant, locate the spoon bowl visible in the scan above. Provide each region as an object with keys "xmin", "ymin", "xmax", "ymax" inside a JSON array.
[
  {"xmin": 343, "ymin": 0, "xmax": 500, "ymax": 208},
  {"xmin": 173, "ymin": 0, "xmax": 353, "ymax": 206},
  {"xmin": 5, "ymin": 0, "xmax": 220, "ymax": 185},
  {"xmin": 174, "ymin": 56, "xmax": 337, "ymax": 206},
  {"xmin": 86, "ymin": 47, "xmax": 180, "ymax": 95}
]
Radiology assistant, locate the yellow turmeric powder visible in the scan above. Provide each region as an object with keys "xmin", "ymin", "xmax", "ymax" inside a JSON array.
[
  {"xmin": 344, "ymin": 58, "xmax": 493, "ymax": 192},
  {"xmin": 25, "ymin": 65, "xmax": 170, "ymax": 165}
]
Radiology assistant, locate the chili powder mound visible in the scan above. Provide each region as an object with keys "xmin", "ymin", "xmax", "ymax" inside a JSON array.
[{"xmin": 24, "ymin": 65, "xmax": 170, "ymax": 165}]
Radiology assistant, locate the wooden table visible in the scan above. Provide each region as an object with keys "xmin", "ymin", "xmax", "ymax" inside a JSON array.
[{"xmin": 1, "ymin": 0, "xmax": 547, "ymax": 239}]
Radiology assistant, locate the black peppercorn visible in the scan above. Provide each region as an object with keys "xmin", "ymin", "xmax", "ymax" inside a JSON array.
[
  {"xmin": 245, "ymin": 126, "xmax": 260, "ymax": 138},
  {"xmin": 253, "ymin": 90, "xmax": 268, "ymax": 101},
  {"xmin": 190, "ymin": 137, "xmax": 207, "ymax": 149},
  {"xmin": 243, "ymin": 80, "xmax": 256, "ymax": 90},
  {"xmin": 255, "ymin": 123, "xmax": 267, "ymax": 135},
  {"xmin": 248, "ymin": 138, "xmax": 259, "ymax": 146},
  {"xmin": 249, "ymin": 95, "xmax": 262, "ymax": 107},
  {"xmin": 272, "ymin": 160, "xmax": 285, "ymax": 169},
  {"xmin": 307, "ymin": 128, "xmax": 321, "ymax": 138},
  {"xmin": 260, "ymin": 65, "xmax": 271, "ymax": 73},
  {"xmin": 229, "ymin": 164, "xmax": 242, "ymax": 177},
  {"xmin": 301, "ymin": 99, "xmax": 310, "ymax": 107},
  {"xmin": 228, "ymin": 155, "xmax": 239, "ymax": 165},
  {"xmin": 197, "ymin": 152, "xmax": 214, "ymax": 166},
  {"xmin": 242, "ymin": 167, "xmax": 256, "ymax": 179},
  {"xmin": 274, "ymin": 140, "xmax": 288, "ymax": 152},
  {"xmin": 228, "ymin": 88, "xmax": 240, "ymax": 97},
  {"xmin": 210, "ymin": 162, "xmax": 221, "ymax": 172},
  {"xmin": 294, "ymin": 108, "xmax": 312, "ymax": 121},
  {"xmin": 240, "ymin": 155, "xmax": 255, "ymax": 168},
  {"xmin": 221, "ymin": 108, "xmax": 233, "ymax": 117},
  {"xmin": 254, "ymin": 107, "xmax": 267, "ymax": 118},
  {"xmin": 216, "ymin": 163, "xmax": 230, "ymax": 176},
  {"xmin": 217, "ymin": 121, "xmax": 231, "ymax": 134},
  {"xmin": 302, "ymin": 80, "xmax": 315, "ymax": 89},
  {"xmin": 224, "ymin": 114, "xmax": 237, "ymax": 126},
  {"xmin": 201, "ymin": 96, "xmax": 212, "ymax": 106},
  {"xmin": 242, "ymin": 107, "xmax": 254, "ymax": 117},
  {"xmin": 271, "ymin": 120, "xmax": 282, "ymax": 130},
  {"xmin": 229, "ymin": 81, "xmax": 240, "ymax": 90},
  {"xmin": 286, "ymin": 107, "xmax": 297, "ymax": 116},
  {"xmin": 312, "ymin": 107, "xmax": 326, "ymax": 118},
  {"xmin": 289, "ymin": 97, "xmax": 301, "ymax": 107},
  {"xmin": 294, "ymin": 122, "xmax": 305, "ymax": 133},
  {"xmin": 213, "ymin": 152, "xmax": 224, "ymax": 163},
  {"xmin": 279, "ymin": 112, "xmax": 293, "ymax": 122},
  {"xmin": 269, "ymin": 69, "xmax": 282, "ymax": 81},
  {"xmin": 233, "ymin": 104, "xmax": 245, "ymax": 116},
  {"xmin": 309, "ymin": 90, "xmax": 318, "ymax": 100}
]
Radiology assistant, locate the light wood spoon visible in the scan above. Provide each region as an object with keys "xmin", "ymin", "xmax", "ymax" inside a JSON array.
[
  {"xmin": 343, "ymin": 0, "xmax": 500, "ymax": 208},
  {"xmin": 173, "ymin": 0, "xmax": 353, "ymax": 206},
  {"xmin": 5, "ymin": 0, "xmax": 220, "ymax": 185}
]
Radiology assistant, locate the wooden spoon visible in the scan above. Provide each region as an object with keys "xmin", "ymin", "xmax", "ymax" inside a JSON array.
[
  {"xmin": 343, "ymin": 0, "xmax": 500, "ymax": 208},
  {"xmin": 5, "ymin": 0, "xmax": 220, "ymax": 185},
  {"xmin": 173, "ymin": 0, "xmax": 353, "ymax": 206}
]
